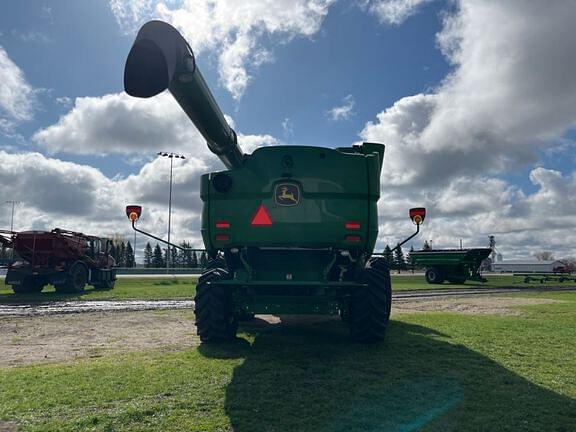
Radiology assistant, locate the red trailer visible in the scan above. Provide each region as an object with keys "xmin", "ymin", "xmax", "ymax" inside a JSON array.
[{"xmin": 1, "ymin": 228, "xmax": 116, "ymax": 294}]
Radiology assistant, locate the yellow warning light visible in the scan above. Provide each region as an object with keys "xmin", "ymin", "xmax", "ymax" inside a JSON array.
[{"xmin": 129, "ymin": 212, "xmax": 139, "ymax": 222}]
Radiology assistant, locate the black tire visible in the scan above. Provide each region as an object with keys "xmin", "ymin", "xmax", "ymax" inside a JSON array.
[
  {"xmin": 12, "ymin": 277, "xmax": 44, "ymax": 294},
  {"xmin": 349, "ymin": 258, "xmax": 392, "ymax": 343},
  {"xmin": 93, "ymin": 280, "xmax": 116, "ymax": 290},
  {"xmin": 425, "ymin": 267, "xmax": 445, "ymax": 284},
  {"xmin": 194, "ymin": 268, "xmax": 238, "ymax": 343},
  {"xmin": 56, "ymin": 263, "xmax": 87, "ymax": 293}
]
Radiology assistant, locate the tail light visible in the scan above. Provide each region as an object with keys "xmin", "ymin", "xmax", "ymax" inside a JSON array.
[
  {"xmin": 214, "ymin": 234, "xmax": 230, "ymax": 242},
  {"xmin": 215, "ymin": 221, "xmax": 230, "ymax": 229},
  {"xmin": 345, "ymin": 221, "xmax": 361, "ymax": 230},
  {"xmin": 345, "ymin": 235, "xmax": 361, "ymax": 243}
]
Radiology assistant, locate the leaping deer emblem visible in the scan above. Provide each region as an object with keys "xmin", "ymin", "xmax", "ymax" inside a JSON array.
[{"xmin": 277, "ymin": 185, "xmax": 299, "ymax": 205}]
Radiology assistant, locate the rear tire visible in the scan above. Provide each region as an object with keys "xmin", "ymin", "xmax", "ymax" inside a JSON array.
[
  {"xmin": 194, "ymin": 268, "xmax": 238, "ymax": 343},
  {"xmin": 349, "ymin": 258, "xmax": 392, "ymax": 343},
  {"xmin": 425, "ymin": 267, "xmax": 445, "ymax": 284},
  {"xmin": 93, "ymin": 279, "xmax": 115, "ymax": 290},
  {"xmin": 56, "ymin": 263, "xmax": 87, "ymax": 293}
]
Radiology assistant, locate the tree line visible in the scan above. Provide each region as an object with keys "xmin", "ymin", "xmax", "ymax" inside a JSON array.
[
  {"xmin": 142, "ymin": 241, "xmax": 208, "ymax": 268},
  {"xmin": 380, "ymin": 243, "xmax": 417, "ymax": 271},
  {"xmin": 108, "ymin": 241, "xmax": 136, "ymax": 267}
]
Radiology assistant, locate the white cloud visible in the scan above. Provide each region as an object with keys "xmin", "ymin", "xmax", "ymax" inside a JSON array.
[
  {"xmin": 34, "ymin": 92, "xmax": 200, "ymax": 156},
  {"xmin": 282, "ymin": 117, "xmax": 294, "ymax": 141},
  {"xmin": 361, "ymin": 0, "xmax": 576, "ymax": 187},
  {"xmin": 375, "ymin": 168, "xmax": 576, "ymax": 260},
  {"xmin": 363, "ymin": 0, "xmax": 432, "ymax": 25},
  {"xmin": 0, "ymin": 46, "xmax": 37, "ymax": 123},
  {"xmin": 326, "ymin": 94, "xmax": 355, "ymax": 121},
  {"xmin": 361, "ymin": 0, "xmax": 576, "ymax": 258},
  {"xmin": 0, "ymin": 151, "xmax": 206, "ymax": 249},
  {"xmin": 108, "ymin": 0, "xmax": 335, "ymax": 99},
  {"xmin": 33, "ymin": 91, "xmax": 278, "ymax": 162}
]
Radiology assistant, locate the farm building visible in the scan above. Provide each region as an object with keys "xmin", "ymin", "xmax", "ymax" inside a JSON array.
[{"xmin": 493, "ymin": 260, "xmax": 564, "ymax": 273}]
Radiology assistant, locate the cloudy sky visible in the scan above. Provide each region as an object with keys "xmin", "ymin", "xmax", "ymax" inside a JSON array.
[{"xmin": 1, "ymin": 0, "xmax": 576, "ymax": 261}]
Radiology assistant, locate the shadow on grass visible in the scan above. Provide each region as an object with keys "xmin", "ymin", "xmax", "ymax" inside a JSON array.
[{"xmin": 200, "ymin": 317, "xmax": 575, "ymax": 432}]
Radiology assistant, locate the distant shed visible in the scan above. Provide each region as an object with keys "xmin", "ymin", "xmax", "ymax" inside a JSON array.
[{"xmin": 493, "ymin": 260, "xmax": 564, "ymax": 273}]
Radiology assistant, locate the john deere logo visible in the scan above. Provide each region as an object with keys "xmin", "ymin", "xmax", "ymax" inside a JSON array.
[{"xmin": 275, "ymin": 183, "xmax": 300, "ymax": 206}]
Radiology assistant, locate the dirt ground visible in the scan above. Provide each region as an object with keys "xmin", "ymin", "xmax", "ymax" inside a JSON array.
[
  {"xmin": 0, "ymin": 296, "xmax": 560, "ymax": 368},
  {"xmin": 392, "ymin": 296, "xmax": 559, "ymax": 316},
  {"xmin": 0, "ymin": 310, "xmax": 200, "ymax": 367}
]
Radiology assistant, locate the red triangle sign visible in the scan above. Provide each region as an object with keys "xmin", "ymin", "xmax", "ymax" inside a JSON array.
[{"xmin": 251, "ymin": 205, "xmax": 273, "ymax": 226}]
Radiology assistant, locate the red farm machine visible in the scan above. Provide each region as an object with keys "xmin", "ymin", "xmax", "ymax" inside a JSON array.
[{"xmin": 1, "ymin": 228, "xmax": 117, "ymax": 294}]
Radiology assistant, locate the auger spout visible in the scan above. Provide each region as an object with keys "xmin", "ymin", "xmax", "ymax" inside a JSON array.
[{"xmin": 124, "ymin": 20, "xmax": 244, "ymax": 169}]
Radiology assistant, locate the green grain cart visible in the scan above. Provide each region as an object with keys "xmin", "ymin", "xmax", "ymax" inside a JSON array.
[
  {"xmin": 410, "ymin": 248, "xmax": 492, "ymax": 284},
  {"xmin": 123, "ymin": 21, "xmax": 424, "ymax": 342}
]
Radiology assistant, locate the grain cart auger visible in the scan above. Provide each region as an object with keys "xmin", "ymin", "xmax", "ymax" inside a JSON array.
[{"xmin": 123, "ymin": 20, "xmax": 425, "ymax": 343}]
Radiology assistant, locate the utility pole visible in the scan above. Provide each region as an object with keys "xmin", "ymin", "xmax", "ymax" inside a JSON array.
[
  {"xmin": 5, "ymin": 200, "xmax": 20, "ymax": 263},
  {"xmin": 157, "ymin": 152, "xmax": 186, "ymax": 271}
]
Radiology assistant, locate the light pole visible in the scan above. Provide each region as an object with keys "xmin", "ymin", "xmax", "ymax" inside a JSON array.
[
  {"xmin": 5, "ymin": 200, "xmax": 20, "ymax": 263},
  {"xmin": 157, "ymin": 152, "xmax": 186, "ymax": 270}
]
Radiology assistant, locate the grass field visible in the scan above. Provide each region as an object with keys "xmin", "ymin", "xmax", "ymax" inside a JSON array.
[
  {"xmin": 0, "ymin": 278, "xmax": 198, "ymax": 303},
  {"xmin": 0, "ymin": 291, "xmax": 574, "ymax": 431},
  {"xmin": 1, "ymin": 274, "xmax": 574, "ymax": 303}
]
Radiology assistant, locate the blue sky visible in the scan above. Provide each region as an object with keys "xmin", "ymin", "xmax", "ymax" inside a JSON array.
[{"xmin": 1, "ymin": 0, "xmax": 576, "ymax": 260}]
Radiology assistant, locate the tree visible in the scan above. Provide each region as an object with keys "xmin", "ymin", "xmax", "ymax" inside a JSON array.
[
  {"xmin": 171, "ymin": 246, "xmax": 178, "ymax": 268},
  {"xmin": 125, "ymin": 241, "xmax": 135, "ymax": 268},
  {"xmin": 382, "ymin": 245, "xmax": 393, "ymax": 267},
  {"xmin": 190, "ymin": 250, "xmax": 198, "ymax": 268},
  {"xmin": 394, "ymin": 243, "xmax": 406, "ymax": 271},
  {"xmin": 144, "ymin": 242, "xmax": 153, "ymax": 268},
  {"xmin": 116, "ymin": 242, "xmax": 126, "ymax": 267},
  {"xmin": 423, "ymin": 240, "xmax": 432, "ymax": 251},
  {"xmin": 109, "ymin": 243, "xmax": 117, "ymax": 263},
  {"xmin": 533, "ymin": 251, "xmax": 554, "ymax": 261},
  {"xmin": 152, "ymin": 244, "xmax": 164, "ymax": 267},
  {"xmin": 560, "ymin": 257, "xmax": 576, "ymax": 272},
  {"xmin": 177, "ymin": 242, "xmax": 188, "ymax": 268}
]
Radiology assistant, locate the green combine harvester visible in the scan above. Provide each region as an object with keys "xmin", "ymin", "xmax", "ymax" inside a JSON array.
[
  {"xmin": 123, "ymin": 21, "xmax": 425, "ymax": 343},
  {"xmin": 410, "ymin": 248, "xmax": 492, "ymax": 284}
]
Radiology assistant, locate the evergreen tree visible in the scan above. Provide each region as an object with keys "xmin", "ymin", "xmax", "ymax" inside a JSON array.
[
  {"xmin": 163, "ymin": 248, "xmax": 168, "ymax": 268},
  {"xmin": 423, "ymin": 240, "xmax": 431, "ymax": 251},
  {"xmin": 118, "ymin": 242, "xmax": 126, "ymax": 267},
  {"xmin": 152, "ymin": 243, "xmax": 164, "ymax": 267},
  {"xmin": 109, "ymin": 243, "xmax": 117, "ymax": 263},
  {"xmin": 394, "ymin": 243, "xmax": 406, "ymax": 271},
  {"xmin": 125, "ymin": 242, "xmax": 135, "ymax": 268},
  {"xmin": 199, "ymin": 251, "xmax": 208, "ymax": 268},
  {"xmin": 171, "ymin": 246, "xmax": 178, "ymax": 268},
  {"xmin": 382, "ymin": 245, "xmax": 393, "ymax": 267},
  {"xmin": 190, "ymin": 250, "xmax": 198, "ymax": 268},
  {"xmin": 144, "ymin": 242, "xmax": 153, "ymax": 268},
  {"xmin": 177, "ymin": 242, "xmax": 187, "ymax": 268}
]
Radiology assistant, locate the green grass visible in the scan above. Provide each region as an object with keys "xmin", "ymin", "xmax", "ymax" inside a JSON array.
[
  {"xmin": 0, "ymin": 292, "xmax": 575, "ymax": 431},
  {"xmin": 0, "ymin": 277, "xmax": 198, "ymax": 303},
  {"xmin": 1, "ymin": 274, "xmax": 574, "ymax": 303}
]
